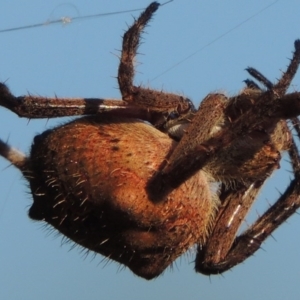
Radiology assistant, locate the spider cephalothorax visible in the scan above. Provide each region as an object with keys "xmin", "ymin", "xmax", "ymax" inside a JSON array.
[{"xmin": 1, "ymin": 2, "xmax": 300, "ymax": 280}]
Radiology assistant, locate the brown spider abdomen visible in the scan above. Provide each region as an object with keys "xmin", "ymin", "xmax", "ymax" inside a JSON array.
[{"xmin": 25, "ymin": 115, "xmax": 217, "ymax": 279}]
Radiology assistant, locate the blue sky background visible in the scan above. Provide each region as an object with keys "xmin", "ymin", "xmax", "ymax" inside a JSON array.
[{"xmin": 0, "ymin": 1, "xmax": 300, "ymax": 299}]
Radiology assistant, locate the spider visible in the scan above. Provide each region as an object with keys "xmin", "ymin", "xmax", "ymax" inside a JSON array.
[{"xmin": 1, "ymin": 2, "xmax": 300, "ymax": 280}]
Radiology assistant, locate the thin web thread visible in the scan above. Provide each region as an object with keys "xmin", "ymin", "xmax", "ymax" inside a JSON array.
[
  {"xmin": 0, "ymin": 1, "xmax": 173, "ymax": 34},
  {"xmin": 0, "ymin": 0, "xmax": 279, "ymax": 80},
  {"xmin": 150, "ymin": 0, "xmax": 279, "ymax": 82},
  {"xmin": 0, "ymin": 7, "xmax": 145, "ymax": 33}
]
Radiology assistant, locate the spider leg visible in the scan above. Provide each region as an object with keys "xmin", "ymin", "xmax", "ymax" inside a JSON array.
[
  {"xmin": 0, "ymin": 138, "xmax": 27, "ymax": 171},
  {"xmin": 195, "ymin": 181, "xmax": 264, "ymax": 274},
  {"xmin": 0, "ymin": 82, "xmax": 130, "ymax": 118},
  {"xmin": 118, "ymin": 2, "xmax": 160, "ymax": 99},
  {"xmin": 117, "ymin": 2, "xmax": 195, "ymax": 117},
  {"xmin": 0, "ymin": 81, "xmax": 174, "ymax": 129},
  {"xmin": 274, "ymin": 40, "xmax": 300, "ymax": 95},
  {"xmin": 195, "ymin": 133, "xmax": 300, "ymax": 275},
  {"xmin": 147, "ymin": 93, "xmax": 227, "ymax": 197}
]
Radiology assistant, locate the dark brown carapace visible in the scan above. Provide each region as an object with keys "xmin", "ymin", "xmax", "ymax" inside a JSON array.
[{"xmin": 1, "ymin": 2, "xmax": 300, "ymax": 280}]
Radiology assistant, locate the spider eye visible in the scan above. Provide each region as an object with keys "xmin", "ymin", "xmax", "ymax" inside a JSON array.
[{"xmin": 167, "ymin": 111, "xmax": 180, "ymax": 120}]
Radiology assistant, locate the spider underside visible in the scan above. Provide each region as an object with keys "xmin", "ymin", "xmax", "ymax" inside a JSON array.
[{"xmin": 1, "ymin": 2, "xmax": 300, "ymax": 280}]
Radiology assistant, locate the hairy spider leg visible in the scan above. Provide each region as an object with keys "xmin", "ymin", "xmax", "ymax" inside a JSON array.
[
  {"xmin": 0, "ymin": 82, "xmax": 130, "ymax": 118},
  {"xmin": 118, "ymin": 2, "xmax": 195, "ymax": 117},
  {"xmin": 196, "ymin": 133, "xmax": 300, "ymax": 274}
]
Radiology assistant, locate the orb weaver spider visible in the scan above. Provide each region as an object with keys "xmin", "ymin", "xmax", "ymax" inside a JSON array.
[{"xmin": 1, "ymin": 2, "xmax": 300, "ymax": 279}]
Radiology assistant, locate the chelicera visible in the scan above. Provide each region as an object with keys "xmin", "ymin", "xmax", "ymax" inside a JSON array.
[{"xmin": 1, "ymin": 2, "xmax": 300, "ymax": 280}]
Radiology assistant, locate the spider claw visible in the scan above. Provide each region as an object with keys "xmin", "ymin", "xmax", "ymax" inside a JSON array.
[
  {"xmin": 245, "ymin": 67, "xmax": 273, "ymax": 89},
  {"xmin": 243, "ymin": 79, "xmax": 262, "ymax": 91}
]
